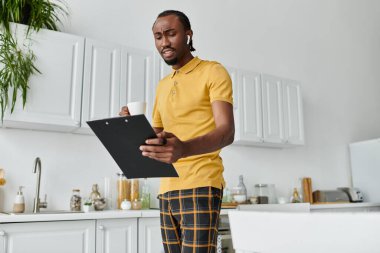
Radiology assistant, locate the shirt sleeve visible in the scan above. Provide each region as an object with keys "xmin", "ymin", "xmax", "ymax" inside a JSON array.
[
  {"xmin": 208, "ymin": 63, "xmax": 233, "ymax": 105},
  {"xmin": 152, "ymin": 86, "xmax": 163, "ymax": 128}
]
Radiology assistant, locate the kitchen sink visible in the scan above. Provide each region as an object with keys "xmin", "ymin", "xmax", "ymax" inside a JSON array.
[{"xmin": 2, "ymin": 210, "xmax": 84, "ymax": 215}]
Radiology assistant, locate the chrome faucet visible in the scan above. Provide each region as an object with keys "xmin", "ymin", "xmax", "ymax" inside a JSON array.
[{"xmin": 33, "ymin": 157, "xmax": 48, "ymax": 213}]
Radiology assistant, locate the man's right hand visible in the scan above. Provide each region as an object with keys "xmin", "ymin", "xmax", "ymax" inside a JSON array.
[{"xmin": 119, "ymin": 106, "xmax": 130, "ymax": 116}]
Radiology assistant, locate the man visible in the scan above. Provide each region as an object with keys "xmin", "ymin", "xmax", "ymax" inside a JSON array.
[{"xmin": 120, "ymin": 10, "xmax": 234, "ymax": 253}]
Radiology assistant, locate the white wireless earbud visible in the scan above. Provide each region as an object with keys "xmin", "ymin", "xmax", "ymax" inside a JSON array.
[{"xmin": 187, "ymin": 35, "xmax": 190, "ymax": 45}]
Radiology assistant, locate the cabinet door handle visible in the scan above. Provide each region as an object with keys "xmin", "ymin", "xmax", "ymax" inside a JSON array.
[
  {"xmin": 98, "ymin": 225, "xmax": 105, "ymax": 253},
  {"xmin": 0, "ymin": 230, "xmax": 7, "ymax": 253}
]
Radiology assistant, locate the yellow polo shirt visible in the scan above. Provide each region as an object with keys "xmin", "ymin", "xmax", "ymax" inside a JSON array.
[{"xmin": 152, "ymin": 57, "xmax": 233, "ymax": 194}]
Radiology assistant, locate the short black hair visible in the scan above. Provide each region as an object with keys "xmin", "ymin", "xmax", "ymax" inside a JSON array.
[
  {"xmin": 157, "ymin": 10, "xmax": 191, "ymax": 31},
  {"xmin": 155, "ymin": 10, "xmax": 196, "ymax": 52}
]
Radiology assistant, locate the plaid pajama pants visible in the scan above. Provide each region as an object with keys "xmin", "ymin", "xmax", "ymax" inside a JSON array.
[{"xmin": 159, "ymin": 187, "xmax": 223, "ymax": 253}]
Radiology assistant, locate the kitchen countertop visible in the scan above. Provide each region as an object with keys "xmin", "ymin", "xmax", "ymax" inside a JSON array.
[
  {"xmin": 2, "ymin": 203, "xmax": 379, "ymax": 223},
  {"xmin": 0, "ymin": 209, "xmax": 230, "ymax": 223},
  {"xmin": 310, "ymin": 202, "xmax": 380, "ymax": 209}
]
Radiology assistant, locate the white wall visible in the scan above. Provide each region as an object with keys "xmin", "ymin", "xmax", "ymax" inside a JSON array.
[{"xmin": 1, "ymin": 0, "xmax": 380, "ymax": 211}]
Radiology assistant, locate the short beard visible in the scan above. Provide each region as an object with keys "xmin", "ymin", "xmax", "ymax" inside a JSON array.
[{"xmin": 164, "ymin": 57, "xmax": 178, "ymax": 66}]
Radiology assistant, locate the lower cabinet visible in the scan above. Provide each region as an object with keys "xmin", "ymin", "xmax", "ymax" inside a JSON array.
[
  {"xmin": 96, "ymin": 218, "xmax": 138, "ymax": 253},
  {"xmin": 0, "ymin": 217, "xmax": 164, "ymax": 253},
  {"xmin": 0, "ymin": 220, "xmax": 96, "ymax": 253},
  {"xmin": 138, "ymin": 217, "xmax": 164, "ymax": 253}
]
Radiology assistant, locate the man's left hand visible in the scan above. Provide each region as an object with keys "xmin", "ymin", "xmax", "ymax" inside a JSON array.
[{"xmin": 140, "ymin": 131, "xmax": 185, "ymax": 164}]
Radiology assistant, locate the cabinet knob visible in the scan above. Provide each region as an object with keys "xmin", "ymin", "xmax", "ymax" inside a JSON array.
[
  {"xmin": 0, "ymin": 231, "xmax": 5, "ymax": 236},
  {"xmin": 98, "ymin": 225, "xmax": 104, "ymax": 230}
]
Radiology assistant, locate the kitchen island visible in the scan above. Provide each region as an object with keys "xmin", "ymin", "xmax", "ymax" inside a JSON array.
[{"xmin": 229, "ymin": 209, "xmax": 380, "ymax": 253}]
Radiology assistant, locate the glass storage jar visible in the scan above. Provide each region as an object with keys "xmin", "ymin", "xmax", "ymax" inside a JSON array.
[
  {"xmin": 117, "ymin": 173, "xmax": 131, "ymax": 209},
  {"xmin": 141, "ymin": 178, "xmax": 150, "ymax": 209},
  {"xmin": 130, "ymin": 179, "xmax": 140, "ymax": 201},
  {"xmin": 70, "ymin": 189, "xmax": 82, "ymax": 211},
  {"xmin": 253, "ymin": 184, "xmax": 277, "ymax": 204}
]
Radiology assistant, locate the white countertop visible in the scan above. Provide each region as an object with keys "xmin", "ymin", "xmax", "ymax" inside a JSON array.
[
  {"xmin": 0, "ymin": 209, "xmax": 230, "ymax": 223},
  {"xmin": 2, "ymin": 203, "xmax": 378, "ymax": 223},
  {"xmin": 310, "ymin": 202, "xmax": 380, "ymax": 209}
]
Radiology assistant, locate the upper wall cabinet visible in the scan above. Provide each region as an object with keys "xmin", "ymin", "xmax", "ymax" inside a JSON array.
[
  {"xmin": 77, "ymin": 41, "xmax": 153, "ymax": 134},
  {"xmin": 76, "ymin": 39, "xmax": 121, "ymax": 134},
  {"xmin": 235, "ymin": 70, "xmax": 263, "ymax": 144},
  {"xmin": 1, "ymin": 25, "xmax": 303, "ymax": 146},
  {"xmin": 2, "ymin": 24, "xmax": 85, "ymax": 131},
  {"xmin": 120, "ymin": 47, "xmax": 153, "ymax": 122},
  {"xmin": 282, "ymin": 78, "xmax": 305, "ymax": 145},
  {"xmin": 228, "ymin": 69, "xmax": 305, "ymax": 147},
  {"xmin": 225, "ymin": 66, "xmax": 238, "ymax": 110},
  {"xmin": 261, "ymin": 74, "xmax": 305, "ymax": 146},
  {"xmin": 261, "ymin": 74, "xmax": 285, "ymax": 144},
  {"xmin": 2, "ymin": 25, "xmax": 154, "ymax": 133}
]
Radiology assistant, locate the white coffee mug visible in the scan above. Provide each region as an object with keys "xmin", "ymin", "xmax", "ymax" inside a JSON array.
[{"xmin": 127, "ymin": 101, "xmax": 146, "ymax": 115}]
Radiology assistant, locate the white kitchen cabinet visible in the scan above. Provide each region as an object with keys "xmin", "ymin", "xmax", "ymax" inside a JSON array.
[
  {"xmin": 234, "ymin": 70, "xmax": 263, "ymax": 144},
  {"xmin": 261, "ymin": 74, "xmax": 285, "ymax": 144},
  {"xmin": 138, "ymin": 217, "xmax": 164, "ymax": 253},
  {"xmin": 2, "ymin": 25, "xmax": 155, "ymax": 133},
  {"xmin": 261, "ymin": 74, "xmax": 305, "ymax": 146},
  {"xmin": 282, "ymin": 79, "xmax": 305, "ymax": 145},
  {"xmin": 3, "ymin": 24, "xmax": 85, "ymax": 132},
  {"xmin": 232, "ymin": 71, "xmax": 304, "ymax": 147},
  {"xmin": 78, "ymin": 43, "xmax": 153, "ymax": 133},
  {"xmin": 120, "ymin": 47, "xmax": 153, "ymax": 122},
  {"xmin": 225, "ymin": 66, "xmax": 239, "ymax": 110},
  {"xmin": 0, "ymin": 220, "xmax": 95, "ymax": 253},
  {"xmin": 76, "ymin": 39, "xmax": 121, "ymax": 134},
  {"xmin": 96, "ymin": 218, "xmax": 137, "ymax": 253}
]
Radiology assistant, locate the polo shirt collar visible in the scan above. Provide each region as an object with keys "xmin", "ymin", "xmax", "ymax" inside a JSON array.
[{"xmin": 170, "ymin": 56, "xmax": 202, "ymax": 78}]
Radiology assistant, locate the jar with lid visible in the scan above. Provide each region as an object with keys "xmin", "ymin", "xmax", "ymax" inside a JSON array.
[
  {"xmin": 117, "ymin": 173, "xmax": 131, "ymax": 209},
  {"xmin": 254, "ymin": 184, "xmax": 277, "ymax": 204},
  {"xmin": 70, "ymin": 189, "xmax": 82, "ymax": 211},
  {"xmin": 141, "ymin": 178, "xmax": 150, "ymax": 209},
  {"xmin": 232, "ymin": 175, "xmax": 247, "ymax": 203},
  {"xmin": 222, "ymin": 187, "xmax": 232, "ymax": 203},
  {"xmin": 131, "ymin": 179, "xmax": 140, "ymax": 201}
]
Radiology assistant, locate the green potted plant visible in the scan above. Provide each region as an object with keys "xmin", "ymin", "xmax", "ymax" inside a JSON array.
[
  {"xmin": 0, "ymin": 0, "xmax": 68, "ymax": 121},
  {"xmin": 83, "ymin": 198, "xmax": 93, "ymax": 213}
]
